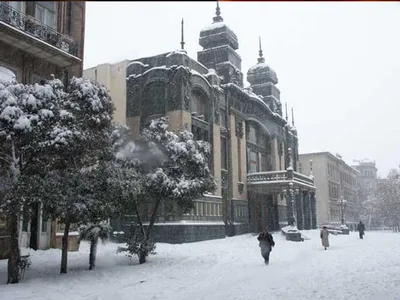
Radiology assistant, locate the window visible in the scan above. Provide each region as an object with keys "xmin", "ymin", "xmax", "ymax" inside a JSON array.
[
  {"xmin": 0, "ymin": 66, "xmax": 17, "ymax": 82},
  {"xmin": 237, "ymin": 138, "xmax": 242, "ymax": 181},
  {"xmin": 190, "ymin": 90, "xmax": 208, "ymax": 121},
  {"xmin": 248, "ymin": 125, "xmax": 257, "ymax": 144},
  {"xmin": 249, "ymin": 151, "xmax": 259, "ymax": 173},
  {"xmin": 8, "ymin": 1, "xmax": 25, "ymax": 13},
  {"xmin": 35, "ymin": 2, "xmax": 57, "ymax": 29},
  {"xmin": 221, "ymin": 137, "xmax": 228, "ymax": 170},
  {"xmin": 220, "ymin": 110, "xmax": 227, "ymax": 128},
  {"xmin": 41, "ymin": 219, "xmax": 48, "ymax": 232},
  {"xmin": 22, "ymin": 217, "xmax": 29, "ymax": 232}
]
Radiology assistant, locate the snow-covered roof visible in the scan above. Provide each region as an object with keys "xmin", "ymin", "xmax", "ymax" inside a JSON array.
[
  {"xmin": 166, "ymin": 50, "xmax": 188, "ymax": 58},
  {"xmin": 247, "ymin": 62, "xmax": 277, "ymax": 76},
  {"xmin": 200, "ymin": 21, "xmax": 226, "ymax": 33}
]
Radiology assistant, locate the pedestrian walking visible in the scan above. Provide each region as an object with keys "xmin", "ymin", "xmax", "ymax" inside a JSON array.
[
  {"xmin": 257, "ymin": 228, "xmax": 275, "ymax": 265},
  {"xmin": 357, "ymin": 221, "xmax": 365, "ymax": 239},
  {"xmin": 320, "ymin": 226, "xmax": 330, "ymax": 250}
]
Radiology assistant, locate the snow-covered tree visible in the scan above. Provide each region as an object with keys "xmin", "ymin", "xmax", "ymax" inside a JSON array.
[
  {"xmin": 78, "ymin": 222, "xmax": 111, "ymax": 270},
  {"xmin": 369, "ymin": 169, "xmax": 400, "ymax": 231},
  {"xmin": 0, "ymin": 79, "xmax": 63, "ymax": 284},
  {"xmin": 115, "ymin": 117, "xmax": 216, "ymax": 263},
  {"xmin": 37, "ymin": 77, "xmax": 115, "ymax": 274}
]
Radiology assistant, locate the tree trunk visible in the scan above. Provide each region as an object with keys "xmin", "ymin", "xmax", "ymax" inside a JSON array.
[
  {"xmin": 7, "ymin": 214, "xmax": 21, "ymax": 284},
  {"xmin": 89, "ymin": 238, "xmax": 98, "ymax": 270},
  {"xmin": 138, "ymin": 249, "xmax": 146, "ymax": 264},
  {"xmin": 146, "ymin": 198, "xmax": 161, "ymax": 238},
  {"xmin": 60, "ymin": 221, "xmax": 70, "ymax": 274},
  {"xmin": 134, "ymin": 197, "xmax": 162, "ymax": 264}
]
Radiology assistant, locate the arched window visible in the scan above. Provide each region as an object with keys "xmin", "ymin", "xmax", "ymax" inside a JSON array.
[
  {"xmin": 190, "ymin": 89, "xmax": 208, "ymax": 122},
  {"xmin": 141, "ymin": 81, "xmax": 166, "ymax": 125},
  {"xmin": 0, "ymin": 66, "xmax": 16, "ymax": 82}
]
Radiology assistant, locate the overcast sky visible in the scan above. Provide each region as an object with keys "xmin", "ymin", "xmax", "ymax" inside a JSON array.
[{"xmin": 84, "ymin": 1, "xmax": 400, "ymax": 177}]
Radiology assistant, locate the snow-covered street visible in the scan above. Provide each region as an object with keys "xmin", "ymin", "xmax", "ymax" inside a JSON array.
[{"xmin": 1, "ymin": 230, "xmax": 400, "ymax": 300}]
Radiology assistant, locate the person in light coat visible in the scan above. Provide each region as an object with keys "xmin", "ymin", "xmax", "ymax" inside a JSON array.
[
  {"xmin": 320, "ymin": 226, "xmax": 330, "ymax": 250},
  {"xmin": 257, "ymin": 228, "xmax": 275, "ymax": 265}
]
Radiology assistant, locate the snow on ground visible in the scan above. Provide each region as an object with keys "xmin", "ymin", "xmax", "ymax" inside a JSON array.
[{"xmin": 1, "ymin": 230, "xmax": 400, "ymax": 300}]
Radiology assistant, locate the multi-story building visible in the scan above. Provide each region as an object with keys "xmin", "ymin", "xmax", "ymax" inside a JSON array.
[
  {"xmin": 352, "ymin": 159, "xmax": 379, "ymax": 228},
  {"xmin": 87, "ymin": 4, "xmax": 317, "ymax": 243},
  {"xmin": 299, "ymin": 152, "xmax": 360, "ymax": 230},
  {"xmin": 0, "ymin": 1, "xmax": 85, "ymax": 84},
  {"xmin": 0, "ymin": 1, "xmax": 86, "ymax": 259}
]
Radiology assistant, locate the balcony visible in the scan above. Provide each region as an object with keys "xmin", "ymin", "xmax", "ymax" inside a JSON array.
[
  {"xmin": 0, "ymin": 2, "xmax": 81, "ymax": 67},
  {"xmin": 247, "ymin": 170, "xmax": 315, "ymax": 194}
]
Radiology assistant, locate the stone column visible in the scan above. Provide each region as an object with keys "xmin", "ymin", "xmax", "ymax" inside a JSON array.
[
  {"xmin": 283, "ymin": 189, "xmax": 294, "ymax": 226},
  {"xmin": 303, "ymin": 191, "xmax": 311, "ymax": 230},
  {"xmin": 296, "ymin": 189, "xmax": 304, "ymax": 230},
  {"xmin": 310, "ymin": 192, "xmax": 317, "ymax": 229}
]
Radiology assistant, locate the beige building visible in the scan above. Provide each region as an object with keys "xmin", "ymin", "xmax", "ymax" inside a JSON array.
[
  {"xmin": 299, "ymin": 152, "xmax": 360, "ymax": 229},
  {"xmin": 83, "ymin": 60, "xmax": 129, "ymax": 126}
]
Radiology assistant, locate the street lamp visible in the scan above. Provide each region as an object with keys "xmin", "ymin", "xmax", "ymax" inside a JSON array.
[{"xmin": 338, "ymin": 196, "xmax": 347, "ymax": 225}]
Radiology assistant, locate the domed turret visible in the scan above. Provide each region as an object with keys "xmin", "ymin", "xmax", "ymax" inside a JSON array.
[{"xmin": 247, "ymin": 37, "xmax": 278, "ymax": 85}]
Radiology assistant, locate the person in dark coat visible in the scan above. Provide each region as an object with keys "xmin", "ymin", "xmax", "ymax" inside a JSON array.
[
  {"xmin": 257, "ymin": 228, "xmax": 275, "ymax": 265},
  {"xmin": 357, "ymin": 221, "xmax": 365, "ymax": 239}
]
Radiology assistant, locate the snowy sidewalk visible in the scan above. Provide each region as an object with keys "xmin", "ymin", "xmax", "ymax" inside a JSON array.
[{"xmin": 1, "ymin": 230, "xmax": 400, "ymax": 300}]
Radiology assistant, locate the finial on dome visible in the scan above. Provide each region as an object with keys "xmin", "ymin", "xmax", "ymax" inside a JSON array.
[
  {"xmin": 181, "ymin": 18, "xmax": 185, "ymax": 50},
  {"xmin": 285, "ymin": 102, "xmax": 288, "ymax": 121},
  {"xmin": 257, "ymin": 36, "xmax": 265, "ymax": 64},
  {"xmin": 291, "ymin": 107, "xmax": 295, "ymax": 126},
  {"xmin": 213, "ymin": 0, "xmax": 223, "ymax": 23}
]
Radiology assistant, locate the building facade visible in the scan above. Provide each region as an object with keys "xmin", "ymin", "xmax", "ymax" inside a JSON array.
[
  {"xmin": 299, "ymin": 152, "xmax": 360, "ymax": 230},
  {"xmin": 0, "ymin": 0, "xmax": 86, "ymax": 259},
  {"xmin": 83, "ymin": 60, "xmax": 130, "ymax": 126},
  {"xmin": 98, "ymin": 5, "xmax": 317, "ymax": 243},
  {"xmin": 352, "ymin": 160, "xmax": 379, "ymax": 228},
  {"xmin": 0, "ymin": 1, "xmax": 85, "ymax": 84}
]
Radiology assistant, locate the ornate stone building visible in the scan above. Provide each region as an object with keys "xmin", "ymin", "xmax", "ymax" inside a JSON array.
[{"xmin": 122, "ymin": 5, "xmax": 317, "ymax": 242}]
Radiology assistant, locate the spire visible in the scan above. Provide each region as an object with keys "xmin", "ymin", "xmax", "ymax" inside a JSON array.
[
  {"xmin": 213, "ymin": 0, "xmax": 223, "ymax": 23},
  {"xmin": 180, "ymin": 18, "xmax": 185, "ymax": 50},
  {"xmin": 285, "ymin": 102, "xmax": 288, "ymax": 121},
  {"xmin": 258, "ymin": 36, "xmax": 265, "ymax": 64},
  {"xmin": 291, "ymin": 107, "xmax": 295, "ymax": 126}
]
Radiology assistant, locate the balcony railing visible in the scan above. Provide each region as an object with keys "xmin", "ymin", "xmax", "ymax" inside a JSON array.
[
  {"xmin": 247, "ymin": 170, "xmax": 315, "ymax": 187},
  {"xmin": 0, "ymin": 2, "xmax": 78, "ymax": 57}
]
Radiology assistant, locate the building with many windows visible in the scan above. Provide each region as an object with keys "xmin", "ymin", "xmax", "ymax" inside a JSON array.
[
  {"xmin": 0, "ymin": 1, "xmax": 86, "ymax": 259},
  {"xmin": 0, "ymin": 1, "xmax": 85, "ymax": 84},
  {"xmin": 299, "ymin": 152, "xmax": 360, "ymax": 229},
  {"xmin": 85, "ymin": 4, "xmax": 317, "ymax": 243}
]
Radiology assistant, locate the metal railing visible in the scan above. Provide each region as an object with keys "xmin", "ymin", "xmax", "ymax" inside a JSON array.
[{"xmin": 0, "ymin": 2, "xmax": 78, "ymax": 57}]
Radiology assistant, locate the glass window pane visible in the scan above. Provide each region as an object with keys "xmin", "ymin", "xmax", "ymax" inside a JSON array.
[{"xmin": 45, "ymin": 10, "xmax": 55, "ymax": 28}]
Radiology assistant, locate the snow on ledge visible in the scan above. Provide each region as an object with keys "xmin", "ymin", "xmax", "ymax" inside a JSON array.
[
  {"xmin": 155, "ymin": 221, "xmax": 225, "ymax": 226},
  {"xmin": 55, "ymin": 231, "xmax": 80, "ymax": 237}
]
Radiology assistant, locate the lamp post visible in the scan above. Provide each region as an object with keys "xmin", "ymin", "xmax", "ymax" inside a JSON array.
[
  {"xmin": 338, "ymin": 196, "xmax": 347, "ymax": 225},
  {"xmin": 289, "ymin": 182, "xmax": 296, "ymax": 226}
]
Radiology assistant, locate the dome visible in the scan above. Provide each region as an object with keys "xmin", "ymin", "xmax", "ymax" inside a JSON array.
[
  {"xmin": 247, "ymin": 38, "xmax": 278, "ymax": 85},
  {"xmin": 247, "ymin": 61, "xmax": 278, "ymax": 85}
]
